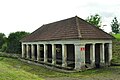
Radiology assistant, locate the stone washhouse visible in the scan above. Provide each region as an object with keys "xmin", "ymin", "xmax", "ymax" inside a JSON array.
[{"xmin": 20, "ymin": 16, "xmax": 114, "ymax": 71}]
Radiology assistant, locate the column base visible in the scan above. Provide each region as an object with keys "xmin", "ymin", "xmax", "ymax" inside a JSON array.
[
  {"xmin": 74, "ymin": 62, "xmax": 86, "ymax": 71},
  {"xmin": 91, "ymin": 63, "xmax": 95, "ymax": 68},
  {"xmin": 62, "ymin": 63, "xmax": 67, "ymax": 67},
  {"xmin": 44, "ymin": 59, "xmax": 47, "ymax": 63},
  {"xmin": 52, "ymin": 61, "xmax": 56, "ymax": 65},
  {"xmin": 100, "ymin": 62, "xmax": 105, "ymax": 67},
  {"xmin": 37, "ymin": 58, "xmax": 40, "ymax": 62}
]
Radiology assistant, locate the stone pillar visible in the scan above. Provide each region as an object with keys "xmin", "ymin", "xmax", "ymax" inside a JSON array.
[
  {"xmin": 52, "ymin": 44, "xmax": 56, "ymax": 65},
  {"xmin": 100, "ymin": 43, "xmax": 105, "ymax": 66},
  {"xmin": 108, "ymin": 43, "xmax": 112, "ymax": 65},
  {"xmin": 37, "ymin": 44, "xmax": 40, "ymax": 62},
  {"xmin": 31, "ymin": 44, "xmax": 35, "ymax": 60},
  {"xmin": 22, "ymin": 44, "xmax": 25, "ymax": 58},
  {"xmin": 26, "ymin": 44, "xmax": 29, "ymax": 59},
  {"xmin": 90, "ymin": 43, "xmax": 95, "ymax": 68},
  {"xmin": 74, "ymin": 44, "xmax": 85, "ymax": 70},
  {"xmin": 62, "ymin": 44, "xmax": 67, "ymax": 67},
  {"xmin": 44, "ymin": 44, "xmax": 47, "ymax": 63}
]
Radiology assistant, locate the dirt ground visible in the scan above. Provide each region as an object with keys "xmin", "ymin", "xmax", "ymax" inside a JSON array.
[
  {"xmin": 45, "ymin": 75, "xmax": 120, "ymax": 80},
  {"xmin": 45, "ymin": 66, "xmax": 120, "ymax": 80}
]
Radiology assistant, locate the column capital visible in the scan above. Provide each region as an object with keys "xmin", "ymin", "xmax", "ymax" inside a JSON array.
[
  {"xmin": 37, "ymin": 44, "xmax": 39, "ymax": 46},
  {"xmin": 92, "ymin": 43, "xmax": 95, "ymax": 45},
  {"xmin": 101, "ymin": 43, "xmax": 105, "ymax": 45},
  {"xmin": 61, "ymin": 44, "xmax": 66, "ymax": 46},
  {"xmin": 51, "ymin": 44, "xmax": 55, "ymax": 46}
]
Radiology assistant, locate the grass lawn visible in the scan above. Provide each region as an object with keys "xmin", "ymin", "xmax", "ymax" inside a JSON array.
[
  {"xmin": 0, "ymin": 56, "xmax": 120, "ymax": 80},
  {"xmin": 0, "ymin": 57, "xmax": 43, "ymax": 80},
  {"xmin": 112, "ymin": 34, "xmax": 120, "ymax": 40}
]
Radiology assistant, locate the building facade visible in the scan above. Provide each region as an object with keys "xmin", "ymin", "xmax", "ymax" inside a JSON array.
[{"xmin": 21, "ymin": 16, "xmax": 114, "ymax": 71}]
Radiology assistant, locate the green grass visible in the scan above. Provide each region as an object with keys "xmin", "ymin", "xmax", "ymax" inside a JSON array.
[
  {"xmin": 112, "ymin": 34, "xmax": 120, "ymax": 40},
  {"xmin": 0, "ymin": 57, "xmax": 43, "ymax": 80},
  {"xmin": 0, "ymin": 39, "xmax": 120, "ymax": 80},
  {"xmin": 0, "ymin": 56, "xmax": 120, "ymax": 80}
]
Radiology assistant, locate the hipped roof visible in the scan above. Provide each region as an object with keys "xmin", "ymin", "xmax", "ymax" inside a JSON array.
[{"xmin": 21, "ymin": 16, "xmax": 114, "ymax": 42}]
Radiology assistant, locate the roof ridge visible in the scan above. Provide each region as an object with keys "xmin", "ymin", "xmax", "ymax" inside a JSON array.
[{"xmin": 75, "ymin": 16, "xmax": 81, "ymax": 38}]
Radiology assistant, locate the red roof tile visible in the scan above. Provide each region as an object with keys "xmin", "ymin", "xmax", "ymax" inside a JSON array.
[{"xmin": 21, "ymin": 16, "xmax": 114, "ymax": 42}]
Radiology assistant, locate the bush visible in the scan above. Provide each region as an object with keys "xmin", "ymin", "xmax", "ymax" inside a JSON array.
[
  {"xmin": 0, "ymin": 52, "xmax": 20, "ymax": 59},
  {"xmin": 0, "ymin": 42, "xmax": 7, "ymax": 52},
  {"xmin": 6, "ymin": 31, "xmax": 29, "ymax": 54},
  {"xmin": 112, "ymin": 40, "xmax": 120, "ymax": 64}
]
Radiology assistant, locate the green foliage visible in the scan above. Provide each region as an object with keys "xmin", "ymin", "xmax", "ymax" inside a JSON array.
[
  {"xmin": 0, "ymin": 33, "xmax": 6, "ymax": 49},
  {"xmin": 112, "ymin": 40, "xmax": 120, "ymax": 64},
  {"xmin": 86, "ymin": 14, "xmax": 102, "ymax": 28},
  {"xmin": 111, "ymin": 17, "xmax": 120, "ymax": 34},
  {"xmin": 6, "ymin": 31, "xmax": 29, "ymax": 54},
  {"xmin": 112, "ymin": 34, "xmax": 120, "ymax": 40},
  {"xmin": 0, "ymin": 42, "xmax": 7, "ymax": 52}
]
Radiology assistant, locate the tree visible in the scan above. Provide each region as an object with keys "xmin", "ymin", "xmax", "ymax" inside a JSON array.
[
  {"xmin": 111, "ymin": 17, "xmax": 120, "ymax": 34},
  {"xmin": 0, "ymin": 33, "xmax": 6, "ymax": 49},
  {"xmin": 6, "ymin": 31, "xmax": 30, "ymax": 53},
  {"xmin": 86, "ymin": 14, "xmax": 102, "ymax": 28}
]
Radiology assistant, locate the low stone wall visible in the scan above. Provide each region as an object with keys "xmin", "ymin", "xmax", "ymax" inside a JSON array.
[{"xmin": 0, "ymin": 52, "xmax": 21, "ymax": 59}]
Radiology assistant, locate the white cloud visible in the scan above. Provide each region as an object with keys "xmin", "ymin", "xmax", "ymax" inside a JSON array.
[{"xmin": 0, "ymin": 0, "xmax": 120, "ymax": 36}]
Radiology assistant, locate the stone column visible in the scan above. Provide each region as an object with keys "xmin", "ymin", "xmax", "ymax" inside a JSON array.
[
  {"xmin": 90, "ymin": 43, "xmax": 95, "ymax": 68},
  {"xmin": 62, "ymin": 44, "xmax": 67, "ymax": 67},
  {"xmin": 22, "ymin": 44, "xmax": 25, "ymax": 58},
  {"xmin": 44, "ymin": 44, "xmax": 47, "ymax": 63},
  {"xmin": 52, "ymin": 44, "xmax": 56, "ymax": 65},
  {"xmin": 26, "ymin": 44, "xmax": 29, "ymax": 59},
  {"xmin": 74, "ymin": 44, "xmax": 85, "ymax": 70},
  {"xmin": 100, "ymin": 43, "xmax": 105, "ymax": 66},
  {"xmin": 37, "ymin": 44, "xmax": 40, "ymax": 62},
  {"xmin": 31, "ymin": 44, "xmax": 35, "ymax": 60},
  {"xmin": 108, "ymin": 43, "xmax": 112, "ymax": 65}
]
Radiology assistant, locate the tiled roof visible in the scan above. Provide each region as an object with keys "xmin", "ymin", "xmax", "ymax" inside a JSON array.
[{"xmin": 21, "ymin": 16, "xmax": 114, "ymax": 42}]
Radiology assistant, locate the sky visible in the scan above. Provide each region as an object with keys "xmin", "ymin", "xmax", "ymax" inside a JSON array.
[{"xmin": 0, "ymin": 0, "xmax": 120, "ymax": 36}]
